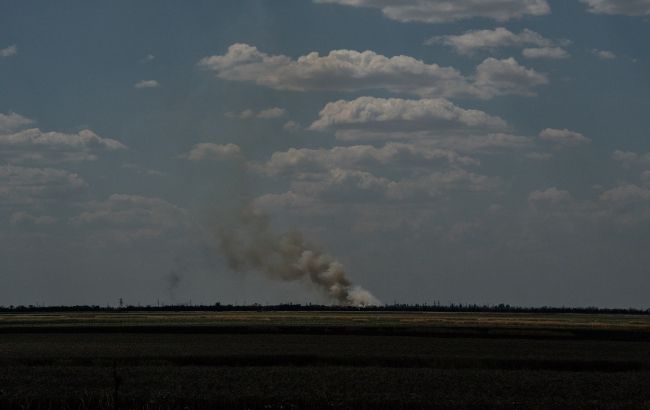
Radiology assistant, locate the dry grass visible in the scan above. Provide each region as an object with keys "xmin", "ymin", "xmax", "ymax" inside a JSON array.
[{"xmin": 2, "ymin": 311, "xmax": 650, "ymax": 332}]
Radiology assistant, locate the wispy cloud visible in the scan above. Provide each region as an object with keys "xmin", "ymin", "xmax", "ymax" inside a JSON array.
[
  {"xmin": 0, "ymin": 44, "xmax": 17, "ymax": 57},
  {"xmin": 314, "ymin": 0, "xmax": 550, "ymax": 23},
  {"xmin": 134, "ymin": 79, "xmax": 160, "ymax": 89},
  {"xmin": 226, "ymin": 107, "xmax": 287, "ymax": 120}
]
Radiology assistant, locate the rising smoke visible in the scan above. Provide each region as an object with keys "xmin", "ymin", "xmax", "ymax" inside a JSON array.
[{"xmin": 215, "ymin": 205, "xmax": 380, "ymax": 306}]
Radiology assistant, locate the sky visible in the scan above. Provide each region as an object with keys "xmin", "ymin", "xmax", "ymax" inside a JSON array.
[{"xmin": 1, "ymin": 0, "xmax": 649, "ymax": 308}]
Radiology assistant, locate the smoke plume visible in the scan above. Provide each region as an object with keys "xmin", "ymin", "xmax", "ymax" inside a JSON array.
[{"xmin": 216, "ymin": 205, "xmax": 380, "ymax": 306}]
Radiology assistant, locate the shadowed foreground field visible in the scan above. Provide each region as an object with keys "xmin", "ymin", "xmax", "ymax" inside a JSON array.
[{"xmin": 1, "ymin": 311, "xmax": 650, "ymax": 409}]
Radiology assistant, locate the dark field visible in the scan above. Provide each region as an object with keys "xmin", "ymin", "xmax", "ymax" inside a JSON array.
[{"xmin": 1, "ymin": 312, "xmax": 650, "ymax": 409}]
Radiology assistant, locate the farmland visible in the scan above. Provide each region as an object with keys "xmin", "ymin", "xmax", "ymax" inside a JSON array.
[{"xmin": 1, "ymin": 311, "xmax": 650, "ymax": 409}]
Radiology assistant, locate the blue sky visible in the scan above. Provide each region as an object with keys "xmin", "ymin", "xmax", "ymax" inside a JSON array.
[{"xmin": 1, "ymin": 0, "xmax": 649, "ymax": 307}]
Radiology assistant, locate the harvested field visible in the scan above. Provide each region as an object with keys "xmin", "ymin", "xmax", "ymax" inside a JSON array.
[{"xmin": 1, "ymin": 311, "xmax": 649, "ymax": 409}]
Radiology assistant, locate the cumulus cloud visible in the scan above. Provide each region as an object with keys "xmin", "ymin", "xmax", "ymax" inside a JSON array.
[
  {"xmin": 600, "ymin": 184, "xmax": 650, "ymax": 203},
  {"xmin": 306, "ymin": 98, "xmax": 534, "ymax": 154},
  {"xmin": 377, "ymin": 169, "xmax": 499, "ymax": 200},
  {"xmin": 258, "ymin": 143, "xmax": 477, "ymax": 176},
  {"xmin": 522, "ymin": 47, "xmax": 569, "ymax": 59},
  {"xmin": 181, "ymin": 143, "xmax": 242, "ymax": 161},
  {"xmin": 200, "ymin": 43, "xmax": 468, "ymax": 96},
  {"xmin": 0, "ymin": 44, "xmax": 17, "ymax": 57},
  {"xmin": 283, "ymin": 120, "xmax": 302, "ymax": 132},
  {"xmin": 592, "ymin": 49, "xmax": 617, "ymax": 60},
  {"xmin": 322, "ymin": 128, "xmax": 534, "ymax": 153},
  {"xmin": 0, "ymin": 165, "xmax": 86, "ymax": 207},
  {"xmin": 420, "ymin": 133, "xmax": 533, "ymax": 153},
  {"xmin": 428, "ymin": 27, "xmax": 554, "ymax": 55},
  {"xmin": 528, "ymin": 187, "xmax": 573, "ymax": 206},
  {"xmin": 268, "ymin": 167, "xmax": 499, "ymax": 206},
  {"xmin": 523, "ymin": 183, "xmax": 650, "ymax": 235},
  {"xmin": 314, "ymin": 0, "xmax": 550, "ymax": 23},
  {"xmin": 258, "ymin": 107, "xmax": 288, "ymax": 119},
  {"xmin": 474, "ymin": 57, "xmax": 548, "ymax": 98},
  {"xmin": 199, "ymin": 43, "xmax": 547, "ymax": 99},
  {"xmin": 433, "ymin": 133, "xmax": 533, "ymax": 152},
  {"xmin": 226, "ymin": 107, "xmax": 287, "ymax": 119},
  {"xmin": 538, "ymin": 128, "xmax": 591, "ymax": 146},
  {"xmin": 581, "ymin": 0, "xmax": 650, "ymax": 16},
  {"xmin": 597, "ymin": 184, "xmax": 650, "ymax": 228},
  {"xmin": 309, "ymin": 97, "xmax": 509, "ymax": 132},
  {"xmin": 71, "ymin": 194, "xmax": 191, "ymax": 242},
  {"xmin": 612, "ymin": 150, "xmax": 650, "ymax": 168},
  {"xmin": 253, "ymin": 127, "xmax": 507, "ymax": 209},
  {"xmin": 254, "ymin": 191, "xmax": 316, "ymax": 210},
  {"xmin": 134, "ymin": 80, "xmax": 160, "ymax": 89},
  {"xmin": 0, "ymin": 112, "xmax": 34, "ymax": 133},
  {"xmin": 0, "ymin": 128, "xmax": 127, "ymax": 163}
]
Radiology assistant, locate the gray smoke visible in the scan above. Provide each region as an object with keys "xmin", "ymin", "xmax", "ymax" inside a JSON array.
[
  {"xmin": 215, "ymin": 205, "xmax": 380, "ymax": 306},
  {"xmin": 166, "ymin": 270, "xmax": 182, "ymax": 302}
]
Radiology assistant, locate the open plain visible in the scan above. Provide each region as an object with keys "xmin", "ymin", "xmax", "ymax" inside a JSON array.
[{"xmin": 1, "ymin": 311, "xmax": 650, "ymax": 409}]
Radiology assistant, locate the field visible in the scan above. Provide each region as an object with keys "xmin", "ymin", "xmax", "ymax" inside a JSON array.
[{"xmin": 1, "ymin": 311, "xmax": 650, "ymax": 409}]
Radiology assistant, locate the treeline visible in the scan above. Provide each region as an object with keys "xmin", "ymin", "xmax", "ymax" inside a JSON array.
[{"xmin": 1, "ymin": 303, "xmax": 648, "ymax": 315}]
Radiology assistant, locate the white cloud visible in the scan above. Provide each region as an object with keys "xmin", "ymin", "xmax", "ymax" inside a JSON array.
[
  {"xmin": 309, "ymin": 97, "xmax": 509, "ymax": 132},
  {"xmin": 181, "ymin": 143, "xmax": 241, "ymax": 161},
  {"xmin": 592, "ymin": 49, "xmax": 617, "ymax": 60},
  {"xmin": 307, "ymin": 97, "xmax": 533, "ymax": 154},
  {"xmin": 0, "ymin": 112, "xmax": 34, "ymax": 133},
  {"xmin": 140, "ymin": 54, "xmax": 155, "ymax": 63},
  {"xmin": 199, "ymin": 43, "xmax": 547, "ymax": 99},
  {"xmin": 378, "ymin": 169, "xmax": 499, "ymax": 200},
  {"xmin": 474, "ymin": 57, "xmax": 548, "ymax": 98},
  {"xmin": 254, "ymin": 191, "xmax": 316, "ymax": 210},
  {"xmin": 0, "ymin": 165, "xmax": 86, "ymax": 207},
  {"xmin": 283, "ymin": 120, "xmax": 302, "ymax": 132},
  {"xmin": 258, "ymin": 107, "xmax": 288, "ymax": 119},
  {"xmin": 597, "ymin": 184, "xmax": 650, "ymax": 228},
  {"xmin": 226, "ymin": 107, "xmax": 287, "ymax": 119},
  {"xmin": 329, "ymin": 130, "xmax": 534, "ymax": 153},
  {"xmin": 226, "ymin": 109, "xmax": 255, "ymax": 119},
  {"xmin": 524, "ymin": 184, "xmax": 650, "ymax": 230},
  {"xmin": 428, "ymin": 27, "xmax": 553, "ymax": 55},
  {"xmin": 0, "ymin": 44, "xmax": 17, "ymax": 57},
  {"xmin": 425, "ymin": 133, "xmax": 533, "ymax": 153},
  {"xmin": 200, "ymin": 43, "xmax": 468, "ymax": 96},
  {"xmin": 274, "ymin": 167, "xmax": 499, "ymax": 205},
  {"xmin": 600, "ymin": 184, "xmax": 650, "ymax": 202},
  {"xmin": 134, "ymin": 80, "xmax": 160, "ymax": 89},
  {"xmin": 259, "ymin": 143, "xmax": 478, "ymax": 176},
  {"xmin": 314, "ymin": 0, "xmax": 550, "ymax": 23},
  {"xmin": 538, "ymin": 128, "xmax": 591, "ymax": 146},
  {"xmin": 612, "ymin": 150, "xmax": 650, "ymax": 168},
  {"xmin": 0, "ymin": 128, "xmax": 127, "ymax": 163},
  {"xmin": 522, "ymin": 47, "xmax": 569, "ymax": 59},
  {"xmin": 581, "ymin": 0, "xmax": 650, "ymax": 16},
  {"xmin": 71, "ymin": 194, "xmax": 191, "ymax": 242},
  {"xmin": 528, "ymin": 187, "xmax": 573, "ymax": 206}
]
